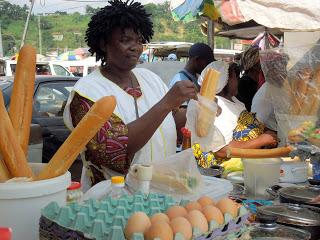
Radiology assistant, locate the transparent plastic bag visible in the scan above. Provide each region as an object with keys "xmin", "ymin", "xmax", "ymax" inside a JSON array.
[
  {"xmin": 150, "ymin": 149, "xmax": 203, "ymax": 197},
  {"xmin": 259, "ymin": 43, "xmax": 320, "ymax": 147},
  {"xmin": 186, "ymin": 96, "xmax": 225, "ymax": 152}
]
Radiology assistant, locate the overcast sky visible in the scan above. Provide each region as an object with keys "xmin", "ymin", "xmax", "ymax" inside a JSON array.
[{"xmin": 7, "ymin": 0, "xmax": 167, "ymax": 14}]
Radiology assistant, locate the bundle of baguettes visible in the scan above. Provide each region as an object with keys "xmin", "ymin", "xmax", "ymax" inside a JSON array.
[
  {"xmin": 0, "ymin": 90, "xmax": 33, "ymax": 177},
  {"xmin": 0, "ymin": 44, "xmax": 36, "ymax": 179},
  {"xmin": 35, "ymin": 95, "xmax": 116, "ymax": 180},
  {"xmin": 196, "ymin": 68, "xmax": 220, "ymax": 137}
]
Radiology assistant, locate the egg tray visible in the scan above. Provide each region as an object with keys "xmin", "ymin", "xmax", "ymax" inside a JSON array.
[
  {"xmin": 193, "ymin": 212, "xmax": 250, "ymax": 240},
  {"xmin": 39, "ymin": 192, "xmax": 250, "ymax": 240}
]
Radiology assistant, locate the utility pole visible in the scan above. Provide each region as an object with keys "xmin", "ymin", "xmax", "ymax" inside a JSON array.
[
  {"xmin": 0, "ymin": 22, "xmax": 3, "ymax": 57},
  {"xmin": 21, "ymin": 0, "xmax": 36, "ymax": 48},
  {"xmin": 38, "ymin": 15, "xmax": 42, "ymax": 54},
  {"xmin": 207, "ymin": 18, "xmax": 215, "ymax": 52}
]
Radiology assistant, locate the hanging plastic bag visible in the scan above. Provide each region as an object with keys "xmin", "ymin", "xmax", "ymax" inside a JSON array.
[
  {"xmin": 259, "ymin": 43, "xmax": 320, "ymax": 148},
  {"xmin": 186, "ymin": 96, "xmax": 225, "ymax": 152}
]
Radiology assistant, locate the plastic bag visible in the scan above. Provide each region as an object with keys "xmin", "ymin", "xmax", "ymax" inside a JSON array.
[
  {"xmin": 150, "ymin": 149, "xmax": 203, "ymax": 197},
  {"xmin": 198, "ymin": 60, "xmax": 229, "ymax": 94},
  {"xmin": 186, "ymin": 96, "xmax": 225, "ymax": 152},
  {"xmin": 259, "ymin": 43, "xmax": 320, "ymax": 147}
]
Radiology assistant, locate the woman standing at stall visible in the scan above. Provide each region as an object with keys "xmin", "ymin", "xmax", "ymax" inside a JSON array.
[{"xmin": 63, "ymin": 0, "xmax": 197, "ymax": 190}]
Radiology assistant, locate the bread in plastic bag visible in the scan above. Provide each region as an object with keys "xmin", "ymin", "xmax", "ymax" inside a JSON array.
[
  {"xmin": 259, "ymin": 43, "xmax": 320, "ymax": 147},
  {"xmin": 198, "ymin": 60, "xmax": 229, "ymax": 94},
  {"xmin": 150, "ymin": 149, "xmax": 203, "ymax": 195},
  {"xmin": 186, "ymin": 96, "xmax": 225, "ymax": 152}
]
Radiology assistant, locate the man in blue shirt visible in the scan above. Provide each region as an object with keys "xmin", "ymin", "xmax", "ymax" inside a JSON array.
[{"xmin": 169, "ymin": 43, "xmax": 215, "ymax": 91}]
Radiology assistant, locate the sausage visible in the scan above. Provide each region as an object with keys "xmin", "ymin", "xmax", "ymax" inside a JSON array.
[
  {"xmin": 0, "ymin": 90, "xmax": 33, "ymax": 177},
  {"xmin": 35, "ymin": 95, "xmax": 116, "ymax": 180},
  {"xmin": 9, "ymin": 44, "xmax": 36, "ymax": 154},
  {"xmin": 196, "ymin": 68, "xmax": 220, "ymax": 137}
]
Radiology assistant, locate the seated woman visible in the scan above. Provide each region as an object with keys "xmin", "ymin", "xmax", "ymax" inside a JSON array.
[
  {"xmin": 63, "ymin": 0, "xmax": 196, "ymax": 191},
  {"xmin": 195, "ymin": 61, "xmax": 278, "ymax": 167}
]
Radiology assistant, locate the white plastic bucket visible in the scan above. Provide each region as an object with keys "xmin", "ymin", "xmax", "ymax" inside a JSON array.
[
  {"xmin": 0, "ymin": 163, "xmax": 71, "ymax": 240},
  {"xmin": 243, "ymin": 158, "xmax": 282, "ymax": 199}
]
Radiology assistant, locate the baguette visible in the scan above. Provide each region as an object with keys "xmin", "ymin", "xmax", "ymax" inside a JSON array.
[
  {"xmin": 307, "ymin": 66, "xmax": 320, "ymax": 115},
  {"xmin": 152, "ymin": 173, "xmax": 192, "ymax": 193},
  {"xmin": 229, "ymin": 146, "xmax": 294, "ymax": 158},
  {"xmin": 35, "ymin": 95, "xmax": 116, "ymax": 180},
  {"xmin": 9, "ymin": 44, "xmax": 36, "ymax": 154},
  {"xmin": 0, "ymin": 156, "xmax": 11, "ymax": 182},
  {"xmin": 196, "ymin": 68, "xmax": 220, "ymax": 137},
  {"xmin": 0, "ymin": 90, "xmax": 33, "ymax": 177}
]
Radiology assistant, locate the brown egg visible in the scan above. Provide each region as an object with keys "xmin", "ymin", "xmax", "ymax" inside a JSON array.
[
  {"xmin": 166, "ymin": 205, "xmax": 188, "ymax": 219},
  {"xmin": 216, "ymin": 198, "xmax": 238, "ymax": 218},
  {"xmin": 186, "ymin": 210, "xmax": 208, "ymax": 234},
  {"xmin": 202, "ymin": 205, "xmax": 224, "ymax": 225},
  {"xmin": 124, "ymin": 212, "xmax": 151, "ymax": 239},
  {"xmin": 197, "ymin": 196, "xmax": 216, "ymax": 208},
  {"xmin": 170, "ymin": 217, "xmax": 192, "ymax": 240},
  {"xmin": 150, "ymin": 213, "xmax": 170, "ymax": 224},
  {"xmin": 145, "ymin": 221, "xmax": 173, "ymax": 240},
  {"xmin": 184, "ymin": 201, "xmax": 202, "ymax": 212}
]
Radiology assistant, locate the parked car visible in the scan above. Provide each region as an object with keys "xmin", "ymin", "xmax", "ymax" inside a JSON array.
[
  {"xmin": 0, "ymin": 59, "xmax": 73, "ymax": 78},
  {"xmin": 1, "ymin": 76, "xmax": 82, "ymax": 180},
  {"xmin": 55, "ymin": 58, "xmax": 100, "ymax": 77},
  {"xmin": 0, "ymin": 76, "xmax": 79, "ymax": 161}
]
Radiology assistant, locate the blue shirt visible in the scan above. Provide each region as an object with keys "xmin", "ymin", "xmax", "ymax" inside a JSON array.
[{"xmin": 169, "ymin": 69, "xmax": 199, "ymax": 90}]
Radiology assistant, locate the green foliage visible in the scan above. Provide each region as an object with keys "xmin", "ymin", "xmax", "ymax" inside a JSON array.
[{"xmin": 0, "ymin": 0, "xmax": 230, "ymax": 56}]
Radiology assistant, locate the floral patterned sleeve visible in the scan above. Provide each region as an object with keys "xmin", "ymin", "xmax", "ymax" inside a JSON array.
[{"xmin": 70, "ymin": 92, "xmax": 130, "ymax": 184}]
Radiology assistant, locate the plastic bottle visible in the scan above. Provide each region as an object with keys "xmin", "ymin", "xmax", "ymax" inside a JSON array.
[
  {"xmin": 181, "ymin": 127, "xmax": 192, "ymax": 150},
  {"xmin": 107, "ymin": 176, "xmax": 127, "ymax": 199},
  {"xmin": 66, "ymin": 181, "xmax": 83, "ymax": 203}
]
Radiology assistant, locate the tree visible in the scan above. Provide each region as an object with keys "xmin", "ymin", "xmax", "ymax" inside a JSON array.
[{"xmin": 85, "ymin": 5, "xmax": 99, "ymax": 16}]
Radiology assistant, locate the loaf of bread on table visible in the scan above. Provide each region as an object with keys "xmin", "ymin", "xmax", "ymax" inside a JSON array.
[
  {"xmin": 229, "ymin": 146, "xmax": 293, "ymax": 158},
  {"xmin": 9, "ymin": 44, "xmax": 36, "ymax": 154},
  {"xmin": 35, "ymin": 96, "xmax": 116, "ymax": 180},
  {"xmin": 0, "ymin": 91, "xmax": 33, "ymax": 177},
  {"xmin": 196, "ymin": 68, "xmax": 220, "ymax": 137}
]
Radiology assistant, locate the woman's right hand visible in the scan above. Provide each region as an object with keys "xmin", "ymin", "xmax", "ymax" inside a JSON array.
[{"xmin": 164, "ymin": 80, "xmax": 197, "ymax": 109}]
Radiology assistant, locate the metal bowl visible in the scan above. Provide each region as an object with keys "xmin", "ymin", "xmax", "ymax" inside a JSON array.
[{"xmin": 198, "ymin": 165, "xmax": 224, "ymax": 178}]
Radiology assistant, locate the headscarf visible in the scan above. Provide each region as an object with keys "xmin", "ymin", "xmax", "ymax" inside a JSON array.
[
  {"xmin": 198, "ymin": 60, "xmax": 229, "ymax": 94},
  {"xmin": 241, "ymin": 46, "xmax": 260, "ymax": 71}
]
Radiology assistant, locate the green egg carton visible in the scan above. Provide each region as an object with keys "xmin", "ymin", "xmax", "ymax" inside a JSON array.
[
  {"xmin": 40, "ymin": 192, "xmax": 177, "ymax": 240},
  {"xmin": 40, "ymin": 193, "xmax": 249, "ymax": 240}
]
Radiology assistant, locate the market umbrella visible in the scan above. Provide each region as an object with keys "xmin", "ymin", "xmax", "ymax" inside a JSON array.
[
  {"xmin": 251, "ymin": 31, "xmax": 280, "ymax": 50},
  {"xmin": 170, "ymin": 0, "xmax": 219, "ymax": 23},
  {"xmin": 57, "ymin": 51, "xmax": 82, "ymax": 61}
]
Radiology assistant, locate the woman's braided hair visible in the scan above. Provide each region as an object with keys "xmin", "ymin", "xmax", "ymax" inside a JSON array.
[{"xmin": 85, "ymin": 0, "xmax": 153, "ymax": 65}]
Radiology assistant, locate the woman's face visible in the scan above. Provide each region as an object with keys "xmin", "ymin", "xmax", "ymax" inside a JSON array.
[
  {"xmin": 105, "ymin": 28, "xmax": 143, "ymax": 70},
  {"xmin": 228, "ymin": 70, "xmax": 238, "ymax": 97}
]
